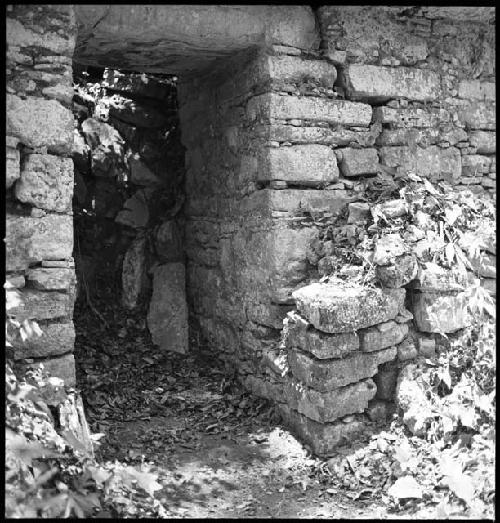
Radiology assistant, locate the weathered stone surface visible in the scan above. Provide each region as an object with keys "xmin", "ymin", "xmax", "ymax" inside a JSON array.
[
  {"xmin": 292, "ymin": 283, "xmax": 405, "ymax": 333},
  {"xmin": 266, "ymin": 55, "xmax": 337, "ymax": 87},
  {"xmin": 264, "ymin": 145, "xmax": 338, "ymax": 185},
  {"xmin": 347, "ymin": 202, "xmax": 371, "ymax": 224},
  {"xmin": 115, "ymin": 188, "xmax": 152, "ymax": 228},
  {"xmin": 462, "ymin": 155, "xmax": 492, "ymax": 176},
  {"xmin": 374, "ymin": 106, "xmax": 450, "ymax": 128},
  {"xmin": 288, "ymin": 346, "xmax": 397, "ymax": 391},
  {"xmin": 376, "ymin": 254, "xmax": 418, "ymax": 288},
  {"xmin": 122, "ymin": 237, "xmax": 148, "ymax": 309},
  {"xmin": 341, "ymin": 65, "xmax": 441, "ymax": 102},
  {"xmin": 247, "ymin": 93, "xmax": 372, "ymax": 127},
  {"xmin": 285, "ymin": 379, "xmax": 377, "ymax": 423},
  {"xmin": 480, "ymin": 278, "xmax": 496, "ymax": 297},
  {"xmin": 374, "ymin": 363, "xmax": 398, "ymax": 401},
  {"xmin": 285, "ymin": 311, "xmax": 359, "ymax": 359},
  {"xmin": 72, "ymin": 130, "xmax": 90, "ymax": 173},
  {"xmin": 469, "ymin": 131, "xmax": 496, "ymax": 154},
  {"xmin": 7, "ymin": 136, "xmax": 20, "ymax": 189},
  {"xmin": 129, "ymin": 153, "xmax": 160, "ymax": 185},
  {"xmin": 6, "ymin": 275, "xmax": 25, "ymax": 288},
  {"xmin": 457, "ymin": 80, "xmax": 495, "ymax": 101},
  {"xmin": 379, "ymin": 145, "xmax": 461, "ymax": 182},
  {"xmin": 75, "ymin": 5, "xmax": 318, "ymax": 74},
  {"xmin": 13, "ymin": 323, "xmax": 75, "ymax": 359},
  {"xmin": 26, "ymin": 268, "xmax": 75, "ymax": 291},
  {"xmin": 6, "ymin": 94, "xmax": 73, "ymax": 154},
  {"xmin": 458, "ymin": 102, "xmax": 496, "ymax": 131},
  {"xmin": 397, "ymin": 338, "xmax": 418, "ymax": 361},
  {"xmin": 410, "ymin": 262, "xmax": 469, "ymax": 292},
  {"xmin": 147, "ymin": 264, "xmax": 188, "ymax": 354},
  {"xmin": 372, "ymin": 199, "xmax": 408, "ymax": 219},
  {"xmin": 411, "ymin": 291, "xmax": 471, "ymax": 333},
  {"xmin": 366, "ymin": 400, "xmax": 389, "ymax": 423},
  {"xmin": 358, "ymin": 320, "xmax": 408, "ymax": 352},
  {"xmin": 9, "ymin": 289, "xmax": 74, "ymax": 321},
  {"xmin": 339, "ymin": 147, "xmax": 378, "ymax": 176},
  {"xmin": 15, "ymin": 154, "xmax": 73, "ymax": 212},
  {"xmin": 279, "ymin": 405, "xmax": 366, "ymax": 456},
  {"xmin": 26, "ymin": 354, "xmax": 76, "ymax": 387},
  {"xmin": 6, "ymin": 214, "xmax": 73, "ymax": 271},
  {"xmin": 264, "ymin": 124, "xmax": 374, "ymax": 146},
  {"xmin": 373, "ymin": 234, "xmax": 408, "ymax": 266}
]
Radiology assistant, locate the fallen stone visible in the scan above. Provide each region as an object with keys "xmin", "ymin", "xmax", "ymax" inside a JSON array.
[
  {"xmin": 284, "ymin": 311, "xmax": 359, "ymax": 359},
  {"xmin": 358, "ymin": 320, "xmax": 409, "ymax": 352},
  {"xmin": 278, "ymin": 405, "xmax": 367, "ymax": 456},
  {"xmin": 285, "ymin": 378, "xmax": 377, "ymax": 423},
  {"xmin": 243, "ymin": 375, "xmax": 286, "ymax": 403},
  {"xmin": 372, "ymin": 199, "xmax": 408, "ymax": 219},
  {"xmin": 6, "ymin": 94, "xmax": 73, "ymax": 154},
  {"xmin": 26, "ymin": 268, "xmax": 75, "ymax": 291},
  {"xmin": 292, "ymin": 283, "xmax": 405, "ymax": 333},
  {"xmin": 115, "ymin": 188, "xmax": 152, "ymax": 228},
  {"xmin": 6, "ymin": 214, "xmax": 73, "ymax": 271},
  {"xmin": 376, "ymin": 254, "xmax": 418, "ymax": 288},
  {"xmin": 339, "ymin": 147, "xmax": 378, "ymax": 177},
  {"xmin": 373, "ymin": 234, "xmax": 408, "ymax": 266},
  {"xmin": 147, "ymin": 263, "xmax": 188, "ymax": 354},
  {"xmin": 6, "ymin": 136, "xmax": 20, "ymax": 189},
  {"xmin": 128, "ymin": 153, "xmax": 161, "ymax": 185},
  {"xmin": 122, "ymin": 237, "xmax": 148, "ymax": 309},
  {"xmin": 341, "ymin": 65, "xmax": 441, "ymax": 102},
  {"xmin": 411, "ymin": 291, "xmax": 471, "ymax": 333},
  {"xmin": 410, "ymin": 262, "xmax": 469, "ymax": 292},
  {"xmin": 288, "ymin": 346, "xmax": 397, "ymax": 391},
  {"xmin": 12, "ymin": 322, "xmax": 75, "ymax": 359},
  {"xmin": 347, "ymin": 202, "xmax": 371, "ymax": 224},
  {"xmin": 15, "ymin": 154, "xmax": 73, "ymax": 212}
]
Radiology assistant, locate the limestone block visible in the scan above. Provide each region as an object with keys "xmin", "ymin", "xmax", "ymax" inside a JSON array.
[
  {"xmin": 6, "ymin": 214, "xmax": 73, "ymax": 271},
  {"xmin": 410, "ymin": 262, "xmax": 469, "ymax": 292},
  {"xmin": 109, "ymin": 95, "xmax": 169, "ymax": 128},
  {"xmin": 373, "ymin": 234, "xmax": 408, "ymax": 266},
  {"xmin": 264, "ymin": 145, "xmax": 338, "ymax": 185},
  {"xmin": 457, "ymin": 80, "xmax": 495, "ymax": 101},
  {"xmin": 129, "ymin": 154, "xmax": 160, "ymax": 185},
  {"xmin": 285, "ymin": 311, "xmax": 359, "ymax": 359},
  {"xmin": 411, "ymin": 291, "xmax": 471, "ymax": 333},
  {"xmin": 374, "ymin": 106, "xmax": 450, "ymax": 128},
  {"xmin": 397, "ymin": 338, "xmax": 418, "ymax": 361},
  {"xmin": 292, "ymin": 283, "xmax": 405, "ymax": 333},
  {"xmin": 358, "ymin": 320, "xmax": 408, "ymax": 352},
  {"xmin": 115, "ymin": 188, "xmax": 152, "ymax": 228},
  {"xmin": 347, "ymin": 202, "xmax": 371, "ymax": 224},
  {"xmin": 339, "ymin": 147, "xmax": 378, "ymax": 176},
  {"xmin": 458, "ymin": 102, "xmax": 495, "ymax": 131},
  {"xmin": 247, "ymin": 93, "xmax": 372, "ymax": 127},
  {"xmin": 288, "ymin": 346, "xmax": 397, "ymax": 391},
  {"xmin": 285, "ymin": 379, "xmax": 377, "ymax": 423},
  {"xmin": 468, "ymin": 251, "xmax": 496, "ymax": 278},
  {"xmin": 25, "ymin": 354, "xmax": 76, "ymax": 387},
  {"xmin": 379, "ymin": 145, "xmax": 461, "ymax": 182},
  {"xmin": 6, "ymin": 275, "xmax": 25, "ymax": 288},
  {"xmin": 7, "ymin": 136, "xmax": 20, "ymax": 189},
  {"xmin": 462, "ymin": 155, "xmax": 492, "ymax": 176},
  {"xmin": 13, "ymin": 322, "xmax": 75, "ymax": 359},
  {"xmin": 469, "ymin": 131, "xmax": 496, "ymax": 154},
  {"xmin": 15, "ymin": 154, "xmax": 73, "ymax": 212},
  {"xmin": 376, "ymin": 254, "xmax": 418, "ymax": 288},
  {"xmin": 6, "ymin": 94, "xmax": 73, "ymax": 154},
  {"xmin": 147, "ymin": 264, "xmax": 188, "ymax": 354},
  {"xmin": 265, "ymin": 124, "xmax": 373, "ymax": 146},
  {"xmin": 341, "ymin": 65, "xmax": 441, "ymax": 102},
  {"xmin": 9, "ymin": 289, "xmax": 74, "ymax": 321},
  {"xmin": 267, "ymin": 55, "xmax": 337, "ymax": 87},
  {"xmin": 278, "ymin": 405, "xmax": 366, "ymax": 456},
  {"xmin": 122, "ymin": 237, "xmax": 148, "ymax": 309},
  {"xmin": 26, "ymin": 268, "xmax": 75, "ymax": 291}
]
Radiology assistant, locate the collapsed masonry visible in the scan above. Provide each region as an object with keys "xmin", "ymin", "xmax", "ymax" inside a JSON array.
[{"xmin": 6, "ymin": 5, "xmax": 496, "ymax": 456}]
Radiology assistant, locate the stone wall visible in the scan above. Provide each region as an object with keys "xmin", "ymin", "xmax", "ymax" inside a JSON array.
[{"xmin": 6, "ymin": 5, "xmax": 78, "ymax": 386}]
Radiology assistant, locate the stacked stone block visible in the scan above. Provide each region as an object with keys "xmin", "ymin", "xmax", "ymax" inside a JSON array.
[{"xmin": 6, "ymin": 5, "xmax": 78, "ymax": 385}]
